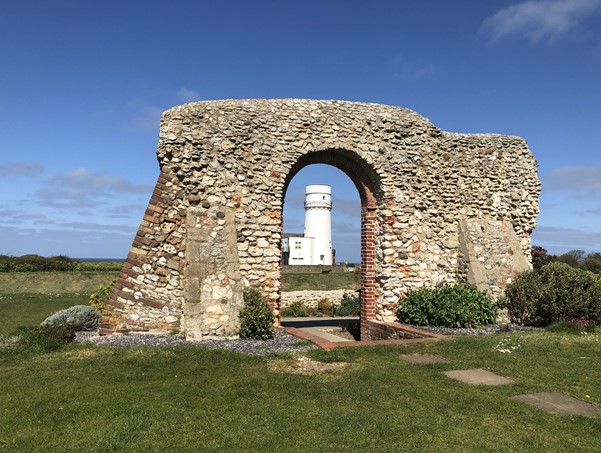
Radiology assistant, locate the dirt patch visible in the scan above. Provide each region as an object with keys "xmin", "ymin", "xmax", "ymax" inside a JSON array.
[{"xmin": 269, "ymin": 355, "xmax": 349, "ymax": 375}]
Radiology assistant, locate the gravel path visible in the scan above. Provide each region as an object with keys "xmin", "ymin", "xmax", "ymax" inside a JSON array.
[
  {"xmin": 415, "ymin": 323, "xmax": 542, "ymax": 336},
  {"xmin": 75, "ymin": 330, "xmax": 317, "ymax": 356},
  {"xmin": 74, "ymin": 323, "xmax": 541, "ymax": 356}
]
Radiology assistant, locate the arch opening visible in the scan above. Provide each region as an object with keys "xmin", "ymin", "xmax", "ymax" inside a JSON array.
[{"xmin": 281, "ymin": 149, "xmax": 382, "ymax": 338}]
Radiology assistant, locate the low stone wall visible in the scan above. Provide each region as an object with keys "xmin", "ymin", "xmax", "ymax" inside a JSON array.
[{"xmin": 281, "ymin": 289, "xmax": 358, "ymax": 308}]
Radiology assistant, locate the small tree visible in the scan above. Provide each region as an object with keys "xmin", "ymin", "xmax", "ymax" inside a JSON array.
[
  {"xmin": 582, "ymin": 252, "xmax": 601, "ymax": 274},
  {"xmin": 557, "ymin": 249, "xmax": 586, "ymax": 268},
  {"xmin": 238, "ymin": 287, "xmax": 275, "ymax": 340},
  {"xmin": 531, "ymin": 245, "xmax": 552, "ymax": 270}
]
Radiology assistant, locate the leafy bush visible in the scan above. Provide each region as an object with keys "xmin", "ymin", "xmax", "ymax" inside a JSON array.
[
  {"xmin": 238, "ymin": 287, "xmax": 275, "ymax": 340},
  {"xmin": 89, "ymin": 277, "xmax": 118, "ymax": 312},
  {"xmin": 505, "ymin": 262, "xmax": 601, "ymax": 326},
  {"xmin": 333, "ymin": 292, "xmax": 361, "ymax": 316},
  {"xmin": 42, "ymin": 305, "xmax": 101, "ymax": 331},
  {"xmin": 396, "ymin": 284, "xmax": 498, "ymax": 328},
  {"xmin": 317, "ymin": 298, "xmax": 333, "ymax": 315},
  {"xmin": 281, "ymin": 301, "xmax": 309, "ymax": 317}
]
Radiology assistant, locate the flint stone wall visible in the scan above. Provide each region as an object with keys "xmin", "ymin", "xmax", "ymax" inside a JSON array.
[{"xmin": 101, "ymin": 99, "xmax": 540, "ymax": 340}]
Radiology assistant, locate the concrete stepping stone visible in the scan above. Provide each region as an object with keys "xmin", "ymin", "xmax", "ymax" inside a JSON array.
[
  {"xmin": 511, "ymin": 392, "xmax": 601, "ymax": 417},
  {"xmin": 401, "ymin": 354, "xmax": 450, "ymax": 364},
  {"xmin": 445, "ymin": 368, "xmax": 515, "ymax": 385}
]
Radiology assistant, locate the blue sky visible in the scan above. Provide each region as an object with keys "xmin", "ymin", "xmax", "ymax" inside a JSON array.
[{"xmin": 0, "ymin": 0, "xmax": 599, "ymax": 262}]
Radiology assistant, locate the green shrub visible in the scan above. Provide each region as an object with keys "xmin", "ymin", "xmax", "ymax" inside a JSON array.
[
  {"xmin": 42, "ymin": 305, "xmax": 101, "ymax": 331},
  {"xmin": 317, "ymin": 298, "xmax": 333, "ymax": 315},
  {"xmin": 89, "ymin": 277, "xmax": 118, "ymax": 312},
  {"xmin": 281, "ymin": 301, "xmax": 309, "ymax": 317},
  {"xmin": 333, "ymin": 292, "xmax": 361, "ymax": 316},
  {"xmin": 505, "ymin": 262, "xmax": 601, "ymax": 326},
  {"xmin": 238, "ymin": 287, "xmax": 275, "ymax": 340},
  {"xmin": 396, "ymin": 284, "xmax": 498, "ymax": 328}
]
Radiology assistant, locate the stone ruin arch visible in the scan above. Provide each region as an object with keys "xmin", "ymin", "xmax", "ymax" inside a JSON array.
[{"xmin": 100, "ymin": 99, "xmax": 540, "ymax": 340}]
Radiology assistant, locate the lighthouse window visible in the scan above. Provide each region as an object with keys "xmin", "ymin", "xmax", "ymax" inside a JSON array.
[{"xmin": 295, "ymin": 241, "xmax": 302, "ymax": 249}]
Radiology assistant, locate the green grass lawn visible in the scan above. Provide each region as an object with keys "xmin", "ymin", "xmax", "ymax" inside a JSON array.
[
  {"xmin": 1, "ymin": 272, "xmax": 600, "ymax": 452},
  {"xmin": 0, "ymin": 330, "xmax": 600, "ymax": 452},
  {"xmin": 0, "ymin": 293, "xmax": 91, "ymax": 334},
  {"xmin": 282, "ymin": 271, "xmax": 360, "ymax": 291},
  {"xmin": 0, "ymin": 272, "xmax": 118, "ymax": 294}
]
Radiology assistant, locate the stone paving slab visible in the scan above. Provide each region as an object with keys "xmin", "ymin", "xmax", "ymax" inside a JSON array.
[
  {"xmin": 511, "ymin": 392, "xmax": 601, "ymax": 417},
  {"xmin": 400, "ymin": 354, "xmax": 450, "ymax": 364},
  {"xmin": 302, "ymin": 327, "xmax": 352, "ymax": 343},
  {"xmin": 445, "ymin": 368, "xmax": 515, "ymax": 385}
]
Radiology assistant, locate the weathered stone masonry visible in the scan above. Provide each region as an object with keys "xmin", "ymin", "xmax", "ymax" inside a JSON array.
[{"xmin": 100, "ymin": 99, "xmax": 540, "ymax": 340}]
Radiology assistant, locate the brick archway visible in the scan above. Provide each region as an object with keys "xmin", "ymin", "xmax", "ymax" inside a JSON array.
[
  {"xmin": 100, "ymin": 99, "xmax": 540, "ymax": 340},
  {"xmin": 282, "ymin": 149, "xmax": 382, "ymax": 334}
]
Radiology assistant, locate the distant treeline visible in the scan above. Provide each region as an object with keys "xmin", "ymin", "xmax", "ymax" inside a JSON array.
[
  {"xmin": 0, "ymin": 255, "xmax": 123, "ymax": 272},
  {"xmin": 532, "ymin": 246, "xmax": 601, "ymax": 274}
]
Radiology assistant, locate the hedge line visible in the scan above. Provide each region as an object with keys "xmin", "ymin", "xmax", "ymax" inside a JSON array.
[{"xmin": 0, "ymin": 255, "xmax": 123, "ymax": 272}]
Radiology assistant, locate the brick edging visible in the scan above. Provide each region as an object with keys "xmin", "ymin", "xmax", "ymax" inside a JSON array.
[{"xmin": 284, "ymin": 323, "xmax": 449, "ymax": 350}]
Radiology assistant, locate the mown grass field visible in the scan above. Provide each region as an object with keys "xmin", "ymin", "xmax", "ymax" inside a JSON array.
[
  {"xmin": 282, "ymin": 271, "xmax": 360, "ymax": 291},
  {"xmin": 1, "ymin": 271, "xmax": 600, "ymax": 452}
]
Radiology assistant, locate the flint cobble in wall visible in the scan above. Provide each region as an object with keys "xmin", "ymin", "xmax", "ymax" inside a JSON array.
[
  {"xmin": 280, "ymin": 289, "xmax": 358, "ymax": 309},
  {"xmin": 101, "ymin": 99, "xmax": 540, "ymax": 338}
]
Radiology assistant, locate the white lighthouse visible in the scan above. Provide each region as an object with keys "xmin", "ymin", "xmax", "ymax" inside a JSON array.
[
  {"xmin": 282, "ymin": 184, "xmax": 334, "ymax": 266},
  {"xmin": 304, "ymin": 185, "xmax": 333, "ymax": 265}
]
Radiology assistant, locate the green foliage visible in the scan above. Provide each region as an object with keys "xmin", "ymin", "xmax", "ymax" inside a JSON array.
[
  {"xmin": 531, "ymin": 245, "xmax": 553, "ymax": 270},
  {"xmin": 505, "ymin": 262, "xmax": 601, "ymax": 327},
  {"xmin": 317, "ymin": 297, "xmax": 333, "ymax": 315},
  {"xmin": 75, "ymin": 261, "xmax": 123, "ymax": 272},
  {"xmin": 0, "ymin": 254, "xmax": 122, "ymax": 272},
  {"xmin": 582, "ymin": 252, "xmax": 601, "ymax": 274},
  {"xmin": 89, "ymin": 277, "xmax": 118, "ymax": 312},
  {"xmin": 281, "ymin": 301, "xmax": 310, "ymax": 317},
  {"xmin": 2, "ymin": 324, "xmax": 75, "ymax": 356},
  {"xmin": 556, "ymin": 249, "xmax": 585, "ymax": 268},
  {"xmin": 333, "ymin": 292, "xmax": 361, "ymax": 316},
  {"xmin": 396, "ymin": 283, "xmax": 498, "ymax": 328},
  {"xmin": 238, "ymin": 287, "xmax": 275, "ymax": 340},
  {"xmin": 41, "ymin": 305, "xmax": 101, "ymax": 331}
]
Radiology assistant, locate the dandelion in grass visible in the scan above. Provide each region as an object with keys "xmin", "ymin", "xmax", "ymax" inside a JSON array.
[{"xmin": 493, "ymin": 336, "xmax": 521, "ymax": 354}]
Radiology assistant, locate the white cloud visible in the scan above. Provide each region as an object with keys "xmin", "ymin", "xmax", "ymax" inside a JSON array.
[
  {"xmin": 0, "ymin": 225, "xmax": 133, "ymax": 258},
  {"xmin": 391, "ymin": 54, "xmax": 437, "ymax": 81},
  {"xmin": 481, "ymin": 0, "xmax": 601, "ymax": 42},
  {"xmin": 0, "ymin": 162, "xmax": 44, "ymax": 176},
  {"xmin": 543, "ymin": 166, "xmax": 601, "ymax": 197},
  {"xmin": 532, "ymin": 225, "xmax": 601, "ymax": 252},
  {"xmin": 176, "ymin": 87, "xmax": 201, "ymax": 103},
  {"xmin": 57, "ymin": 221, "xmax": 135, "ymax": 233},
  {"xmin": 333, "ymin": 198, "xmax": 361, "ymax": 217},
  {"xmin": 34, "ymin": 168, "xmax": 153, "ymax": 208},
  {"xmin": 127, "ymin": 104, "xmax": 164, "ymax": 131}
]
